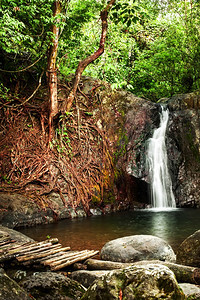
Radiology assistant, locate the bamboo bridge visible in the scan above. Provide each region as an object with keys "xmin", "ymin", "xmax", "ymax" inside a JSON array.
[{"xmin": 0, "ymin": 235, "xmax": 99, "ymax": 271}]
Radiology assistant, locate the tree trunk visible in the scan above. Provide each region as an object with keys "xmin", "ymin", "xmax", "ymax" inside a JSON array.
[
  {"xmin": 85, "ymin": 258, "xmax": 131, "ymax": 270},
  {"xmin": 64, "ymin": 0, "xmax": 116, "ymax": 113},
  {"xmin": 85, "ymin": 259, "xmax": 200, "ymax": 285},
  {"xmin": 47, "ymin": 1, "xmax": 61, "ymax": 140},
  {"xmin": 134, "ymin": 260, "xmax": 200, "ymax": 285}
]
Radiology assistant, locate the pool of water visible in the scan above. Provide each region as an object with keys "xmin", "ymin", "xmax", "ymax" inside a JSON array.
[{"xmin": 18, "ymin": 208, "xmax": 200, "ymax": 253}]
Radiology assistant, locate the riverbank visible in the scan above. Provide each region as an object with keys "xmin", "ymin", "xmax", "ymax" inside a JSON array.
[
  {"xmin": 0, "ymin": 191, "xmax": 134, "ymax": 229},
  {"xmin": 1, "ymin": 225, "xmax": 200, "ymax": 299}
]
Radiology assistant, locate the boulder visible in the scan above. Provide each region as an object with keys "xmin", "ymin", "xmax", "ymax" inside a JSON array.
[
  {"xmin": 81, "ymin": 263, "xmax": 186, "ymax": 300},
  {"xmin": 176, "ymin": 229, "xmax": 200, "ymax": 267},
  {"xmin": 70, "ymin": 270, "xmax": 110, "ymax": 288},
  {"xmin": 21, "ymin": 271, "xmax": 85, "ymax": 300},
  {"xmin": 0, "ymin": 225, "xmax": 34, "ymax": 243},
  {"xmin": 90, "ymin": 208, "xmax": 102, "ymax": 216},
  {"xmin": 0, "ymin": 268, "xmax": 32, "ymax": 300},
  {"xmin": 100, "ymin": 235, "xmax": 176, "ymax": 263},
  {"xmin": 179, "ymin": 283, "xmax": 200, "ymax": 299}
]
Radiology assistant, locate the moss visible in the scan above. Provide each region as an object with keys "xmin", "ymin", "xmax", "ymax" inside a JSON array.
[{"xmin": 113, "ymin": 128, "xmax": 128, "ymax": 163}]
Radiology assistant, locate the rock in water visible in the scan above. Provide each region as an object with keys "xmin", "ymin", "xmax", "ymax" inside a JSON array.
[
  {"xmin": 176, "ymin": 229, "xmax": 200, "ymax": 267},
  {"xmin": 81, "ymin": 263, "xmax": 186, "ymax": 300},
  {"xmin": 100, "ymin": 235, "xmax": 176, "ymax": 263}
]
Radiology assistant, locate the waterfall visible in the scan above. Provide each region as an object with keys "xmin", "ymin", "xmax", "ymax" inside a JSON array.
[{"xmin": 146, "ymin": 106, "xmax": 176, "ymax": 208}]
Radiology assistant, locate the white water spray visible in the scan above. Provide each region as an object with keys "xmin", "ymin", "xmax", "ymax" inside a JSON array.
[{"xmin": 146, "ymin": 106, "xmax": 176, "ymax": 208}]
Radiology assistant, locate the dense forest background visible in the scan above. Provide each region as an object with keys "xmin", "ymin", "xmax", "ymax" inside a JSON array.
[
  {"xmin": 1, "ymin": 0, "xmax": 200, "ymax": 101},
  {"xmin": 0, "ymin": 0, "xmax": 200, "ymax": 212}
]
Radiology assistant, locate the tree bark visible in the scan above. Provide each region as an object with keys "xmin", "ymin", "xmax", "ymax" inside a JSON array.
[
  {"xmin": 47, "ymin": 1, "xmax": 61, "ymax": 140},
  {"xmin": 85, "ymin": 258, "xmax": 132, "ymax": 270},
  {"xmin": 134, "ymin": 260, "xmax": 200, "ymax": 285},
  {"xmin": 85, "ymin": 259, "xmax": 200, "ymax": 285},
  {"xmin": 64, "ymin": 0, "xmax": 116, "ymax": 113}
]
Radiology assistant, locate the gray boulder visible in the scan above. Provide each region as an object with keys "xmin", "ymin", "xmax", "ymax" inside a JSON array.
[
  {"xmin": 100, "ymin": 235, "xmax": 176, "ymax": 263},
  {"xmin": 0, "ymin": 268, "xmax": 32, "ymax": 300},
  {"xmin": 176, "ymin": 229, "xmax": 200, "ymax": 267},
  {"xmin": 21, "ymin": 271, "xmax": 85, "ymax": 300},
  {"xmin": 81, "ymin": 263, "xmax": 186, "ymax": 300},
  {"xmin": 179, "ymin": 283, "xmax": 200, "ymax": 299}
]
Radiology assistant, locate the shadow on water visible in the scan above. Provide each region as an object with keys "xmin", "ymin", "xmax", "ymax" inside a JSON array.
[{"xmin": 19, "ymin": 208, "xmax": 200, "ymax": 253}]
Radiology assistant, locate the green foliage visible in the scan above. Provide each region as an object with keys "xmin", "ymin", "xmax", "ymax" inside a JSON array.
[
  {"xmin": 71, "ymin": 0, "xmax": 200, "ymax": 101},
  {"xmin": 0, "ymin": 83, "xmax": 10, "ymax": 101},
  {"xmin": 1, "ymin": 0, "xmax": 200, "ymax": 102},
  {"xmin": 0, "ymin": 0, "xmax": 53, "ymax": 56},
  {"xmin": 111, "ymin": 1, "xmax": 143, "ymax": 26}
]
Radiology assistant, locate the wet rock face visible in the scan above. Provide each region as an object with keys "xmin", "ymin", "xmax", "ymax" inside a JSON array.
[
  {"xmin": 118, "ymin": 91, "xmax": 200, "ymax": 208},
  {"xmin": 114, "ymin": 94, "xmax": 159, "ymax": 206},
  {"xmin": 81, "ymin": 264, "xmax": 186, "ymax": 300},
  {"xmin": 176, "ymin": 229, "xmax": 200, "ymax": 267},
  {"xmin": 167, "ymin": 93, "xmax": 200, "ymax": 207},
  {"xmin": 124, "ymin": 100, "xmax": 159, "ymax": 181},
  {"xmin": 100, "ymin": 235, "xmax": 176, "ymax": 263},
  {"xmin": 125, "ymin": 98, "xmax": 159, "ymax": 179}
]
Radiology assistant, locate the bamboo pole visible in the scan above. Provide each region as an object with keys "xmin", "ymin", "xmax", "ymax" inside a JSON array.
[
  {"xmin": 42, "ymin": 251, "xmax": 81, "ymax": 265},
  {"xmin": 17, "ymin": 246, "xmax": 70, "ymax": 262},
  {"xmin": 0, "ymin": 240, "xmax": 15, "ymax": 246},
  {"xmin": 17, "ymin": 243, "xmax": 62, "ymax": 257},
  {"xmin": 51, "ymin": 250, "xmax": 99, "ymax": 271},
  {"xmin": 38, "ymin": 250, "xmax": 74, "ymax": 262},
  {"xmin": 7, "ymin": 239, "xmax": 59, "ymax": 255}
]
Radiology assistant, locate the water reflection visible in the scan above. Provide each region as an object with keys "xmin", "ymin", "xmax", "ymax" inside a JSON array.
[
  {"xmin": 18, "ymin": 208, "xmax": 200, "ymax": 253},
  {"xmin": 150, "ymin": 211, "xmax": 176, "ymax": 241}
]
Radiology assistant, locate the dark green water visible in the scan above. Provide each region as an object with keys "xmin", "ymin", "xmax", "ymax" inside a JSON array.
[{"xmin": 18, "ymin": 208, "xmax": 200, "ymax": 253}]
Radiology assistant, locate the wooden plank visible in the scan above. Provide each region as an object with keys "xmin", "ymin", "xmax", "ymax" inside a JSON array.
[
  {"xmin": 38, "ymin": 251, "xmax": 73, "ymax": 262},
  {"xmin": 17, "ymin": 243, "xmax": 62, "ymax": 257},
  {"xmin": 17, "ymin": 244, "xmax": 62, "ymax": 261},
  {"xmin": 42, "ymin": 251, "xmax": 84, "ymax": 265},
  {"xmin": 7, "ymin": 242, "xmax": 53, "ymax": 256},
  {"xmin": 7, "ymin": 239, "xmax": 59, "ymax": 255},
  {"xmin": 17, "ymin": 246, "xmax": 70, "ymax": 262},
  {"xmin": 51, "ymin": 250, "xmax": 99, "ymax": 271},
  {"xmin": 3, "ymin": 242, "xmax": 32, "ymax": 251},
  {"xmin": 48, "ymin": 250, "xmax": 94, "ymax": 268},
  {"xmin": 0, "ymin": 240, "xmax": 16, "ymax": 247},
  {"xmin": 0, "ymin": 243, "xmax": 18, "ymax": 253}
]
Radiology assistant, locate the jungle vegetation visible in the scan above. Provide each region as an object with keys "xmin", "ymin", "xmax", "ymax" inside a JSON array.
[
  {"xmin": 1, "ymin": 0, "xmax": 200, "ymax": 102},
  {"xmin": 0, "ymin": 0, "xmax": 200, "ymax": 212}
]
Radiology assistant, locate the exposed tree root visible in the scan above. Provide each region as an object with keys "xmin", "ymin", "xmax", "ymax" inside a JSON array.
[{"xmin": 0, "ymin": 82, "xmax": 116, "ymax": 215}]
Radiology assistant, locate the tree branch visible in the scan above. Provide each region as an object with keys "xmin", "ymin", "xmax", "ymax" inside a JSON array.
[
  {"xmin": 0, "ymin": 55, "xmax": 43, "ymax": 73},
  {"xmin": 64, "ymin": 0, "xmax": 116, "ymax": 113}
]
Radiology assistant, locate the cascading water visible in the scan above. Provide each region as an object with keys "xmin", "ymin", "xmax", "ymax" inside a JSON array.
[{"xmin": 146, "ymin": 106, "xmax": 176, "ymax": 208}]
